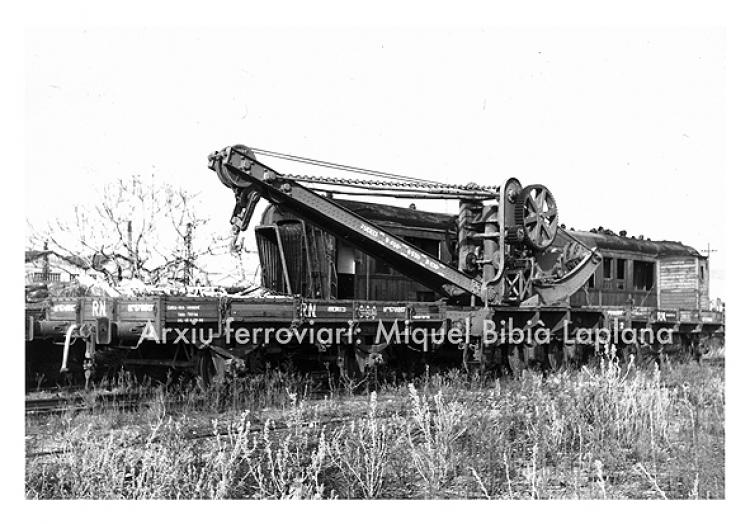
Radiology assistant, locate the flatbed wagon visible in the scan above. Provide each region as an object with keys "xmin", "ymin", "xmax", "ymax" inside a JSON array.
[
  {"xmin": 25, "ymin": 292, "xmax": 724, "ymax": 386},
  {"xmin": 25, "ymin": 144, "xmax": 724, "ymax": 385}
]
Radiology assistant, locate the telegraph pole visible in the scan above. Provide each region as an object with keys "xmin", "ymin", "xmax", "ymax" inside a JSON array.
[
  {"xmin": 699, "ymin": 243, "xmax": 718, "ymax": 311},
  {"xmin": 701, "ymin": 243, "xmax": 718, "ymax": 258}
]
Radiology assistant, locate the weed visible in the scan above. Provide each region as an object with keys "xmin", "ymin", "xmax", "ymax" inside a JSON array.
[{"xmin": 26, "ymin": 359, "xmax": 724, "ymax": 499}]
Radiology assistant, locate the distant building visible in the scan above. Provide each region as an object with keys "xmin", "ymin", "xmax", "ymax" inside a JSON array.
[{"xmin": 25, "ymin": 248, "xmax": 112, "ymax": 285}]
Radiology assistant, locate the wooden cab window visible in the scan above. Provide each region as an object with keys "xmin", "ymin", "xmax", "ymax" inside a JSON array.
[
  {"xmin": 404, "ymin": 236, "xmax": 440, "ymax": 258},
  {"xmin": 633, "ymin": 260, "xmax": 655, "ymax": 291},
  {"xmin": 616, "ymin": 259, "xmax": 626, "ymax": 280}
]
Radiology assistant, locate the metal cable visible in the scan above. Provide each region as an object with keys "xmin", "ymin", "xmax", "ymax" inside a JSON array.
[
  {"xmin": 249, "ymin": 147, "xmax": 502, "ymax": 194},
  {"xmin": 249, "ymin": 147, "xmax": 436, "ymax": 184}
]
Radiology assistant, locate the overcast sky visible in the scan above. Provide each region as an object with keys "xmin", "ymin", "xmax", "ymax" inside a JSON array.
[{"xmin": 25, "ymin": 27, "xmax": 725, "ymax": 298}]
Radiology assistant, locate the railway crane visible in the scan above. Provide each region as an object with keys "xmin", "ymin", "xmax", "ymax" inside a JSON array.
[{"xmin": 208, "ymin": 145, "xmax": 601, "ymax": 309}]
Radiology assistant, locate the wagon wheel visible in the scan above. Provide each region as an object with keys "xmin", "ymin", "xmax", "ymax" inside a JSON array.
[
  {"xmin": 636, "ymin": 343, "xmax": 663, "ymax": 372},
  {"xmin": 507, "ymin": 344, "xmax": 525, "ymax": 378},
  {"xmin": 690, "ymin": 337, "xmax": 706, "ymax": 363},
  {"xmin": 244, "ymin": 348, "xmax": 265, "ymax": 374},
  {"xmin": 336, "ymin": 346, "xmax": 366, "ymax": 383},
  {"xmin": 462, "ymin": 343, "xmax": 486, "ymax": 375},
  {"xmin": 546, "ymin": 341, "xmax": 565, "ymax": 372},
  {"xmin": 515, "ymin": 185, "xmax": 558, "ymax": 250},
  {"xmin": 619, "ymin": 344, "xmax": 638, "ymax": 369},
  {"xmin": 666, "ymin": 335, "xmax": 691, "ymax": 365},
  {"xmin": 197, "ymin": 349, "xmax": 216, "ymax": 385},
  {"xmin": 197, "ymin": 348, "xmax": 227, "ymax": 385}
]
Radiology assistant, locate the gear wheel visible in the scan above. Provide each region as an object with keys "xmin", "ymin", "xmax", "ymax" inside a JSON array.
[{"xmin": 514, "ymin": 184, "xmax": 558, "ymax": 250}]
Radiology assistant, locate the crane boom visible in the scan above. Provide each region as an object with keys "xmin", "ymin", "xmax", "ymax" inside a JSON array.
[{"xmin": 209, "ymin": 145, "xmax": 482, "ymax": 300}]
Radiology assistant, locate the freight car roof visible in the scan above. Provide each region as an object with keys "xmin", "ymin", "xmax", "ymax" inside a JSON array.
[
  {"xmin": 567, "ymin": 231, "xmax": 704, "ymax": 259},
  {"xmin": 333, "ymin": 199, "xmax": 703, "ymax": 259},
  {"xmin": 335, "ymin": 199, "xmax": 457, "ymax": 231}
]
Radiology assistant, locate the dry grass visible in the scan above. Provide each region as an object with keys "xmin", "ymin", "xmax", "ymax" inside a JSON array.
[{"xmin": 25, "ymin": 355, "xmax": 724, "ymax": 499}]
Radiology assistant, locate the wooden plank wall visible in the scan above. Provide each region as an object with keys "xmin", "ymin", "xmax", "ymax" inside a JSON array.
[
  {"xmin": 658, "ymin": 257, "xmax": 698, "ymax": 309},
  {"xmin": 355, "ymin": 275, "xmax": 414, "ymax": 301},
  {"xmin": 698, "ymin": 258, "xmax": 710, "ymax": 309}
]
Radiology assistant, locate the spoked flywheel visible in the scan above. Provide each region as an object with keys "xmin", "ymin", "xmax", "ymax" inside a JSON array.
[{"xmin": 514, "ymin": 184, "xmax": 558, "ymax": 250}]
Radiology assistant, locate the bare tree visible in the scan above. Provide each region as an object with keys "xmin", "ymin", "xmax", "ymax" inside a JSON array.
[{"xmin": 28, "ymin": 174, "xmax": 228, "ymax": 286}]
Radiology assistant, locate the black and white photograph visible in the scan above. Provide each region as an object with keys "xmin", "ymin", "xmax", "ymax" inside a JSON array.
[{"xmin": 5, "ymin": 1, "xmax": 748, "ymax": 515}]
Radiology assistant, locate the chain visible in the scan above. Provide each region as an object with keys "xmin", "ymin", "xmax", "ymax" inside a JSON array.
[
  {"xmin": 282, "ymin": 172, "xmax": 501, "ymax": 194},
  {"xmin": 248, "ymin": 147, "xmax": 501, "ymax": 196}
]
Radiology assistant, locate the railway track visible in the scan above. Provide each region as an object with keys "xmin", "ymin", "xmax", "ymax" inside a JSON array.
[
  {"xmin": 26, "ymin": 400, "xmax": 411, "ymax": 459},
  {"xmin": 25, "ymin": 391, "xmax": 145, "ymax": 416},
  {"xmin": 26, "ymin": 355, "xmax": 724, "ymax": 459},
  {"xmin": 26, "ymin": 354, "xmax": 724, "ymax": 416}
]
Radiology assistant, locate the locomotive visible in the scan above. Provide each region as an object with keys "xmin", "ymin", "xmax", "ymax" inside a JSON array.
[{"xmin": 25, "ymin": 146, "xmax": 724, "ymax": 386}]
